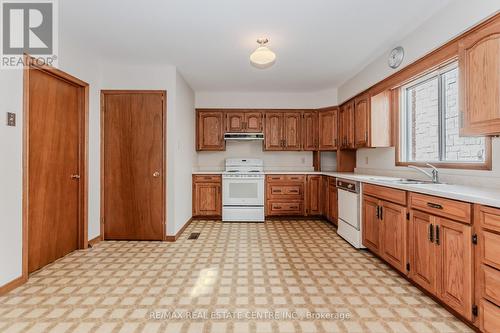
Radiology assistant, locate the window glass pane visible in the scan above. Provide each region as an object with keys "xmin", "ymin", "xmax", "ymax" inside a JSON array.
[
  {"xmin": 406, "ymin": 77, "xmax": 439, "ymax": 162},
  {"xmin": 442, "ymin": 68, "xmax": 486, "ymax": 162}
]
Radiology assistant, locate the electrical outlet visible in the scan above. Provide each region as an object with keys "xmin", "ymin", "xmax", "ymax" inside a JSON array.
[
  {"xmin": 7, "ymin": 112, "xmax": 16, "ymax": 126},
  {"xmin": 365, "ymin": 156, "xmax": 369, "ymax": 165}
]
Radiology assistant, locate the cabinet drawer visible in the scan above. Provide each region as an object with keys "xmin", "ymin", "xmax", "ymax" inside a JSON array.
[
  {"xmin": 483, "ymin": 265, "xmax": 500, "ymax": 306},
  {"xmin": 193, "ymin": 174, "xmax": 221, "ymax": 183},
  {"xmin": 409, "ymin": 193, "xmax": 471, "ymax": 223},
  {"xmin": 285, "ymin": 175, "xmax": 305, "ymax": 182},
  {"xmin": 480, "ymin": 299, "xmax": 500, "ymax": 333},
  {"xmin": 477, "ymin": 205, "xmax": 500, "ymax": 233},
  {"xmin": 268, "ymin": 185, "xmax": 303, "ymax": 198},
  {"xmin": 267, "ymin": 201, "xmax": 303, "ymax": 216},
  {"xmin": 363, "ymin": 183, "xmax": 406, "ymax": 205},
  {"xmin": 483, "ymin": 231, "xmax": 500, "ymax": 270},
  {"xmin": 266, "ymin": 175, "xmax": 285, "ymax": 182}
]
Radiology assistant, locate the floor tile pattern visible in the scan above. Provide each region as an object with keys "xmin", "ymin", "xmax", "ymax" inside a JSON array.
[{"xmin": 0, "ymin": 219, "xmax": 473, "ymax": 333}]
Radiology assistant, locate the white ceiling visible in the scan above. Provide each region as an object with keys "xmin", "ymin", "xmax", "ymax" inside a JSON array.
[{"xmin": 61, "ymin": 0, "xmax": 453, "ymax": 92}]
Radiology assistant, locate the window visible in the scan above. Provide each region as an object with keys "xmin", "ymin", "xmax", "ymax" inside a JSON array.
[{"xmin": 399, "ymin": 61, "xmax": 487, "ymax": 165}]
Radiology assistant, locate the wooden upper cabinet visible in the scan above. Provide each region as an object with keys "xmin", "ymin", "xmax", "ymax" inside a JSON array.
[
  {"xmin": 302, "ymin": 111, "xmax": 318, "ymax": 151},
  {"xmin": 370, "ymin": 90, "xmax": 392, "ymax": 147},
  {"xmin": 459, "ymin": 19, "xmax": 500, "ymax": 136},
  {"xmin": 226, "ymin": 111, "xmax": 263, "ymax": 133},
  {"xmin": 264, "ymin": 112, "xmax": 283, "ymax": 150},
  {"xmin": 318, "ymin": 108, "xmax": 338, "ymax": 150},
  {"xmin": 197, "ymin": 111, "xmax": 225, "ymax": 151},
  {"xmin": 283, "ymin": 112, "xmax": 302, "ymax": 150},
  {"xmin": 244, "ymin": 112, "xmax": 263, "ymax": 132},
  {"xmin": 340, "ymin": 101, "xmax": 355, "ymax": 149},
  {"xmin": 354, "ymin": 94, "xmax": 369, "ymax": 148},
  {"xmin": 409, "ymin": 210, "xmax": 437, "ymax": 295},
  {"xmin": 226, "ymin": 112, "xmax": 245, "ymax": 132}
]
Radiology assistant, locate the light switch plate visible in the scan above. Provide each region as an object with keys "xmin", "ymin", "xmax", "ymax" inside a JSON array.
[{"xmin": 7, "ymin": 112, "xmax": 16, "ymax": 126}]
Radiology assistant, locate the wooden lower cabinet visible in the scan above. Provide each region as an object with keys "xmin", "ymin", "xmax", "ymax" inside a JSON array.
[
  {"xmin": 192, "ymin": 175, "xmax": 222, "ymax": 217},
  {"xmin": 362, "ymin": 195, "xmax": 381, "ymax": 255},
  {"xmin": 380, "ymin": 201, "xmax": 407, "ymax": 273},
  {"xmin": 306, "ymin": 175, "xmax": 322, "ymax": 215},
  {"xmin": 327, "ymin": 178, "xmax": 337, "ymax": 223},
  {"xmin": 266, "ymin": 175, "xmax": 305, "ymax": 216},
  {"xmin": 475, "ymin": 204, "xmax": 500, "ymax": 331},
  {"xmin": 409, "ymin": 209, "xmax": 473, "ymax": 321}
]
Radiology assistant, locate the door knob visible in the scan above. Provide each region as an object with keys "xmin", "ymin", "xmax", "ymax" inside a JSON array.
[
  {"xmin": 152, "ymin": 171, "xmax": 160, "ymax": 178},
  {"xmin": 70, "ymin": 174, "xmax": 80, "ymax": 180}
]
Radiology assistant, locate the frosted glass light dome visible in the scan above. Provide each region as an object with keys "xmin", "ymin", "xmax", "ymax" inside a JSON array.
[{"xmin": 250, "ymin": 38, "xmax": 276, "ymax": 69}]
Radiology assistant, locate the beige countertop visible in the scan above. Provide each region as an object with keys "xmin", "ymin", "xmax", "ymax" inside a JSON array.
[{"xmin": 192, "ymin": 170, "xmax": 500, "ymax": 208}]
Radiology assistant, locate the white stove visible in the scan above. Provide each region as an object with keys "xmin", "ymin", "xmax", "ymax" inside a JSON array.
[{"xmin": 222, "ymin": 159, "xmax": 265, "ymax": 222}]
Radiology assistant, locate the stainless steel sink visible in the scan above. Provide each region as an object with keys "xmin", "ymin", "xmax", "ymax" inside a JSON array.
[{"xmin": 385, "ymin": 178, "xmax": 436, "ymax": 185}]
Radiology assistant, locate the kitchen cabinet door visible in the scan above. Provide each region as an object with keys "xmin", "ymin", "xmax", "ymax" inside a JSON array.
[
  {"xmin": 302, "ymin": 111, "xmax": 318, "ymax": 151},
  {"xmin": 306, "ymin": 175, "xmax": 322, "ymax": 215},
  {"xmin": 459, "ymin": 19, "xmax": 500, "ymax": 136},
  {"xmin": 319, "ymin": 108, "xmax": 338, "ymax": 150},
  {"xmin": 264, "ymin": 112, "xmax": 283, "ymax": 150},
  {"xmin": 197, "ymin": 111, "xmax": 225, "ymax": 151},
  {"xmin": 380, "ymin": 201, "xmax": 407, "ymax": 274},
  {"xmin": 340, "ymin": 101, "xmax": 355, "ymax": 149},
  {"xmin": 436, "ymin": 217, "xmax": 473, "ymax": 320},
  {"xmin": 226, "ymin": 112, "xmax": 245, "ymax": 132},
  {"xmin": 362, "ymin": 195, "xmax": 381, "ymax": 254},
  {"xmin": 192, "ymin": 181, "xmax": 221, "ymax": 217},
  {"xmin": 283, "ymin": 112, "xmax": 302, "ymax": 150},
  {"xmin": 409, "ymin": 210, "xmax": 437, "ymax": 295},
  {"xmin": 354, "ymin": 94, "xmax": 369, "ymax": 148},
  {"xmin": 244, "ymin": 112, "xmax": 263, "ymax": 132},
  {"xmin": 370, "ymin": 90, "xmax": 392, "ymax": 147},
  {"xmin": 328, "ymin": 181, "xmax": 338, "ymax": 222}
]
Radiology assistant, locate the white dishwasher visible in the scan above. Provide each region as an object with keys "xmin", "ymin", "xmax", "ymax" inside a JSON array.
[{"xmin": 336, "ymin": 178, "xmax": 365, "ymax": 249}]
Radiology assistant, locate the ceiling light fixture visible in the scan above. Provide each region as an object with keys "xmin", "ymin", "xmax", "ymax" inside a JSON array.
[{"xmin": 250, "ymin": 38, "xmax": 276, "ymax": 69}]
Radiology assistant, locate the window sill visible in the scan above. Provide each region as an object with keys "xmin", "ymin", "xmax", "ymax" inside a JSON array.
[{"xmin": 396, "ymin": 161, "xmax": 491, "ymax": 171}]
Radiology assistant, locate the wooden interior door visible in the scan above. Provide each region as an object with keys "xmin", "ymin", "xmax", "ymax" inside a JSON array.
[
  {"xmin": 27, "ymin": 62, "xmax": 87, "ymax": 274},
  {"xmin": 102, "ymin": 91, "xmax": 165, "ymax": 240},
  {"xmin": 264, "ymin": 112, "xmax": 283, "ymax": 150},
  {"xmin": 319, "ymin": 109, "xmax": 338, "ymax": 150},
  {"xmin": 244, "ymin": 112, "xmax": 263, "ymax": 132},
  {"xmin": 283, "ymin": 112, "xmax": 302, "ymax": 150},
  {"xmin": 409, "ymin": 210, "xmax": 437, "ymax": 294},
  {"xmin": 302, "ymin": 111, "xmax": 318, "ymax": 150},
  {"xmin": 362, "ymin": 195, "xmax": 381, "ymax": 254},
  {"xmin": 436, "ymin": 217, "xmax": 473, "ymax": 320},
  {"xmin": 226, "ymin": 112, "xmax": 245, "ymax": 132},
  {"xmin": 380, "ymin": 201, "xmax": 407, "ymax": 273}
]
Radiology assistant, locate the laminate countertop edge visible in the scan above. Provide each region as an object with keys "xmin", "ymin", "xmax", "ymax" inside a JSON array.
[{"xmin": 192, "ymin": 171, "xmax": 500, "ymax": 208}]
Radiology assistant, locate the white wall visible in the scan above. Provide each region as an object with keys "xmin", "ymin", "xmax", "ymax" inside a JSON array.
[
  {"xmin": 338, "ymin": 0, "xmax": 500, "ymax": 102},
  {"xmin": 0, "ymin": 70, "xmax": 23, "ymax": 286},
  {"xmin": 172, "ymin": 72, "xmax": 196, "ymax": 234},
  {"xmin": 195, "ymin": 87, "xmax": 338, "ymax": 109},
  {"xmin": 339, "ymin": 0, "xmax": 500, "ymax": 188}
]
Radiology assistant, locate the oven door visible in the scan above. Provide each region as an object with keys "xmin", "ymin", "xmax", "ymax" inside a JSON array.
[{"xmin": 223, "ymin": 177, "xmax": 264, "ymax": 206}]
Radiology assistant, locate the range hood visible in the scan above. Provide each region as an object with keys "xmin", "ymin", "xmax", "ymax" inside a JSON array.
[{"xmin": 224, "ymin": 133, "xmax": 264, "ymax": 141}]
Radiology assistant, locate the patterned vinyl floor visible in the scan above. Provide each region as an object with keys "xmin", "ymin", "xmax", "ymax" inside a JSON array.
[{"xmin": 0, "ymin": 219, "xmax": 473, "ymax": 333}]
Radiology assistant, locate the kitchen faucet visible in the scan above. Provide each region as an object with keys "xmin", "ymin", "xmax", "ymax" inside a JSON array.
[{"xmin": 408, "ymin": 163, "xmax": 440, "ymax": 183}]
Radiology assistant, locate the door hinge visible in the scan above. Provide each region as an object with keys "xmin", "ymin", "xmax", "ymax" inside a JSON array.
[
  {"xmin": 101, "ymin": 217, "xmax": 105, "ymax": 224},
  {"xmin": 406, "ymin": 212, "xmax": 410, "ymax": 220},
  {"xmin": 472, "ymin": 233, "xmax": 478, "ymax": 245},
  {"xmin": 472, "ymin": 305, "xmax": 478, "ymax": 317},
  {"xmin": 406, "ymin": 263, "xmax": 410, "ymax": 271}
]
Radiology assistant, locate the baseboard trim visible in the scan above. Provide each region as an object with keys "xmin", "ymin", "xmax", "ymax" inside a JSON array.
[
  {"xmin": 165, "ymin": 218, "xmax": 193, "ymax": 242},
  {"xmin": 88, "ymin": 235, "xmax": 102, "ymax": 247},
  {"xmin": 0, "ymin": 275, "xmax": 27, "ymax": 296}
]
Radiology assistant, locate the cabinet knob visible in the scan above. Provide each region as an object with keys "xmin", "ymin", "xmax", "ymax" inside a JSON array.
[{"xmin": 153, "ymin": 171, "xmax": 160, "ymax": 178}]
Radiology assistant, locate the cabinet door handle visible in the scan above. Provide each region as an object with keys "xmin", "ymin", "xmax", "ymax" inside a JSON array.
[
  {"xmin": 435, "ymin": 225, "xmax": 440, "ymax": 245},
  {"xmin": 275, "ymin": 206, "xmax": 282, "ymax": 209},
  {"xmin": 428, "ymin": 223, "xmax": 434, "ymax": 242},
  {"xmin": 376, "ymin": 206, "xmax": 380, "ymax": 219},
  {"xmin": 427, "ymin": 202, "xmax": 443, "ymax": 210},
  {"xmin": 379, "ymin": 206, "xmax": 383, "ymax": 220}
]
